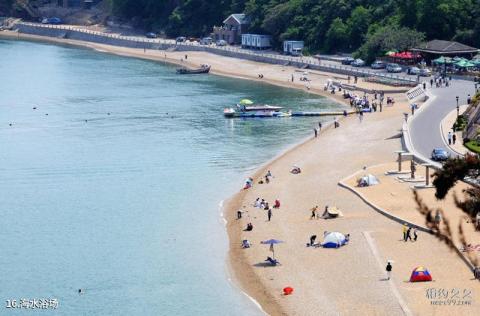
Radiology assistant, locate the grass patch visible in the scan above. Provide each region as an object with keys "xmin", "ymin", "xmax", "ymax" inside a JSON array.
[{"xmin": 465, "ymin": 140, "xmax": 480, "ymax": 154}]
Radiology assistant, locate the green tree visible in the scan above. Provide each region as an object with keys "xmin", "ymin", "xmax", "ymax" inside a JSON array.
[
  {"xmin": 324, "ymin": 18, "xmax": 349, "ymax": 52},
  {"xmin": 355, "ymin": 25, "xmax": 425, "ymax": 63}
]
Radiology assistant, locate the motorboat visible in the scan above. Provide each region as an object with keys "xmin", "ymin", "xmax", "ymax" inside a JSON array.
[
  {"xmin": 223, "ymin": 99, "xmax": 291, "ymax": 118},
  {"xmin": 176, "ymin": 64, "xmax": 211, "ymax": 74}
]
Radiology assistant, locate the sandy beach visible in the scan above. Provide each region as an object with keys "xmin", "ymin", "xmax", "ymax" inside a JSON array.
[{"xmin": 2, "ymin": 29, "xmax": 479, "ymax": 315}]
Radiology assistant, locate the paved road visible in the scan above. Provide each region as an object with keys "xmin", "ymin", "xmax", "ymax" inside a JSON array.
[{"xmin": 410, "ymin": 79, "xmax": 475, "ymax": 160}]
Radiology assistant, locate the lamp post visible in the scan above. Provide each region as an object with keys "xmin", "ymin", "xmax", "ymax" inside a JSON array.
[{"xmin": 456, "ymin": 96, "xmax": 459, "ymax": 118}]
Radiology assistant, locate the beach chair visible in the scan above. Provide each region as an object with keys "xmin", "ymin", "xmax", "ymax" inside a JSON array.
[{"xmin": 265, "ymin": 256, "xmax": 280, "ymax": 266}]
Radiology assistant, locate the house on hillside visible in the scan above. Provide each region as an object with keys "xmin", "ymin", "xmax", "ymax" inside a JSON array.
[
  {"xmin": 242, "ymin": 34, "xmax": 272, "ymax": 50},
  {"xmin": 212, "ymin": 14, "xmax": 250, "ymax": 45},
  {"xmin": 57, "ymin": 0, "xmax": 100, "ymax": 9}
]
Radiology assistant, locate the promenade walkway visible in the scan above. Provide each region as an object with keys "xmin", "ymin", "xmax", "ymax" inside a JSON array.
[{"xmin": 410, "ymin": 79, "xmax": 475, "ymax": 160}]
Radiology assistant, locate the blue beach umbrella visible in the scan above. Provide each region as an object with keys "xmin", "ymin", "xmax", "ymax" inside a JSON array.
[{"xmin": 261, "ymin": 239, "xmax": 284, "ymax": 259}]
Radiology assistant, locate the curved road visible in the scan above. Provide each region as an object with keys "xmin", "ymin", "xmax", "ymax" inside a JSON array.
[{"xmin": 410, "ymin": 79, "xmax": 475, "ymax": 160}]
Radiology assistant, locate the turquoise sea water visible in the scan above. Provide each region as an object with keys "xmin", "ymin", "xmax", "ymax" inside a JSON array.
[{"xmin": 0, "ymin": 39, "xmax": 344, "ymax": 315}]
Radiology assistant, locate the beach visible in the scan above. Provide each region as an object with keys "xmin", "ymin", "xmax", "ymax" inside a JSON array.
[{"xmin": 2, "ymin": 29, "xmax": 479, "ymax": 315}]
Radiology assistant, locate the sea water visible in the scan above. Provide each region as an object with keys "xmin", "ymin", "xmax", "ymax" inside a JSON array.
[{"xmin": 0, "ymin": 39, "xmax": 344, "ymax": 315}]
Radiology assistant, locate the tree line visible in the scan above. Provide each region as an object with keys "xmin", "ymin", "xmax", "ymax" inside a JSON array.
[{"xmin": 4, "ymin": 1, "xmax": 480, "ymax": 60}]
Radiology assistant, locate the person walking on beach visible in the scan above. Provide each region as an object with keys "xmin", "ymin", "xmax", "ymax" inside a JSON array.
[
  {"xmin": 318, "ymin": 122, "xmax": 322, "ymax": 131},
  {"xmin": 267, "ymin": 209, "xmax": 272, "ymax": 221},
  {"xmin": 435, "ymin": 210, "xmax": 442, "ymax": 227},
  {"xmin": 453, "ymin": 134, "xmax": 457, "ymax": 145},
  {"xmin": 403, "ymin": 223, "xmax": 408, "ymax": 241},
  {"xmin": 406, "ymin": 227, "xmax": 412, "ymax": 241},
  {"xmin": 430, "ymin": 78, "xmax": 433, "ymax": 87},
  {"xmin": 413, "ymin": 228, "xmax": 418, "ymax": 241},
  {"xmin": 448, "ymin": 132, "xmax": 452, "ymax": 145},
  {"xmin": 314, "ymin": 128, "xmax": 318, "ymax": 138},
  {"xmin": 359, "ymin": 111, "xmax": 364, "ymax": 122},
  {"xmin": 386, "ymin": 261, "xmax": 393, "ymax": 280},
  {"xmin": 291, "ymin": 74, "xmax": 294, "ymax": 82},
  {"xmin": 237, "ymin": 210, "xmax": 242, "ymax": 219},
  {"xmin": 411, "ymin": 103, "xmax": 415, "ymax": 115},
  {"xmin": 310, "ymin": 206, "xmax": 318, "ymax": 219}
]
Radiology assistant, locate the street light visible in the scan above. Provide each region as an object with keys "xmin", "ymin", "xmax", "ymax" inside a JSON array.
[{"xmin": 456, "ymin": 96, "xmax": 459, "ymax": 118}]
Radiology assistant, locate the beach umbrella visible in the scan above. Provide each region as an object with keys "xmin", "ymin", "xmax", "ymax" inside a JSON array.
[
  {"xmin": 385, "ymin": 50, "xmax": 397, "ymax": 56},
  {"xmin": 432, "ymin": 56, "xmax": 452, "ymax": 65},
  {"xmin": 455, "ymin": 60, "xmax": 475, "ymax": 68},
  {"xmin": 239, "ymin": 99, "xmax": 254, "ymax": 105},
  {"xmin": 261, "ymin": 239, "xmax": 284, "ymax": 259}
]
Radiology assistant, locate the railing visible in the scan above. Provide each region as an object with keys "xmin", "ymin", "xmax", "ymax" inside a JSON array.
[{"xmin": 16, "ymin": 22, "xmax": 417, "ymax": 85}]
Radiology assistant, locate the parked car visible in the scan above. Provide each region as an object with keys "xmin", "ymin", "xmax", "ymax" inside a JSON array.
[
  {"xmin": 187, "ymin": 37, "xmax": 199, "ymax": 42},
  {"xmin": 145, "ymin": 32, "xmax": 157, "ymax": 39},
  {"xmin": 216, "ymin": 40, "xmax": 227, "ymax": 46},
  {"xmin": 419, "ymin": 68, "xmax": 431, "ymax": 77},
  {"xmin": 406, "ymin": 66, "xmax": 420, "ymax": 75},
  {"xmin": 351, "ymin": 59, "xmax": 365, "ymax": 67},
  {"xmin": 200, "ymin": 37, "xmax": 213, "ymax": 45},
  {"xmin": 431, "ymin": 148, "xmax": 450, "ymax": 161},
  {"xmin": 41, "ymin": 17, "xmax": 63, "ymax": 25},
  {"xmin": 341, "ymin": 57, "xmax": 355, "ymax": 65},
  {"xmin": 175, "ymin": 36, "xmax": 186, "ymax": 43},
  {"xmin": 370, "ymin": 61, "xmax": 386, "ymax": 69},
  {"xmin": 386, "ymin": 63, "xmax": 402, "ymax": 73}
]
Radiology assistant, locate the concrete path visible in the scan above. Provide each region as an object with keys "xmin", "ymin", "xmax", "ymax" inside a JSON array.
[{"xmin": 410, "ymin": 79, "xmax": 475, "ymax": 159}]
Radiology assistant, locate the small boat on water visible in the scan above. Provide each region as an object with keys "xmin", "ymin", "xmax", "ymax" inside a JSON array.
[
  {"xmin": 176, "ymin": 64, "xmax": 211, "ymax": 74},
  {"xmin": 224, "ymin": 99, "xmax": 292, "ymax": 118}
]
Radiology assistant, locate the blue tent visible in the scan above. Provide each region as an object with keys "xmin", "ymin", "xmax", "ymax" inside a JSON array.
[{"xmin": 322, "ymin": 232, "xmax": 347, "ymax": 248}]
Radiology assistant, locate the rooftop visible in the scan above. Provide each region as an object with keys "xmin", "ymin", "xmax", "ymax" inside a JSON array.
[
  {"xmin": 412, "ymin": 40, "xmax": 479, "ymax": 54},
  {"xmin": 224, "ymin": 14, "xmax": 249, "ymax": 25}
]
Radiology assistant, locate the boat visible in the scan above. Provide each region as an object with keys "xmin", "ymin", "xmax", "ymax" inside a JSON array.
[
  {"xmin": 176, "ymin": 64, "xmax": 211, "ymax": 74},
  {"xmin": 223, "ymin": 99, "xmax": 291, "ymax": 118}
]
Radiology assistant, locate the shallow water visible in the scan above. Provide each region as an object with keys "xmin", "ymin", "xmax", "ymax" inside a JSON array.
[{"xmin": 0, "ymin": 39, "xmax": 345, "ymax": 315}]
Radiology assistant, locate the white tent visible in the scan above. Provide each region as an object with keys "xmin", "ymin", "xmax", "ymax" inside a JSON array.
[{"xmin": 358, "ymin": 174, "xmax": 379, "ymax": 187}]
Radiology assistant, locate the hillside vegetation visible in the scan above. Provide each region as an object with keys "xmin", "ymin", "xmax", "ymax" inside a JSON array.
[{"xmin": 5, "ymin": 1, "xmax": 480, "ymax": 58}]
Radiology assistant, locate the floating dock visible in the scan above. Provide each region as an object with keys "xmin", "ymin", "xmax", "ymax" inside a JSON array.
[{"xmin": 291, "ymin": 110, "xmax": 355, "ymax": 117}]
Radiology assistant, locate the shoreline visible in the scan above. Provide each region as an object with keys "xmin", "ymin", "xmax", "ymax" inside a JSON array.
[
  {"xmin": 0, "ymin": 30, "xmax": 357, "ymax": 109},
  {"xmin": 3, "ymin": 30, "xmax": 446, "ymax": 315}
]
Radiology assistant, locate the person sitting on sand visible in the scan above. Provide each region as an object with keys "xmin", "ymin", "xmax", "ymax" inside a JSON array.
[
  {"xmin": 264, "ymin": 202, "xmax": 269, "ymax": 210},
  {"xmin": 245, "ymin": 223, "xmax": 253, "ymax": 231},
  {"xmin": 308, "ymin": 235, "xmax": 317, "ymax": 247},
  {"xmin": 242, "ymin": 240, "xmax": 251, "ymax": 248},
  {"xmin": 254, "ymin": 198, "xmax": 261, "ymax": 208},
  {"xmin": 265, "ymin": 175, "xmax": 270, "ymax": 184},
  {"xmin": 345, "ymin": 234, "xmax": 350, "ymax": 243},
  {"xmin": 291, "ymin": 166, "xmax": 301, "ymax": 174},
  {"xmin": 273, "ymin": 199, "xmax": 280, "ymax": 208},
  {"xmin": 321, "ymin": 205, "xmax": 329, "ymax": 218},
  {"xmin": 260, "ymin": 199, "xmax": 265, "ymax": 208},
  {"xmin": 266, "ymin": 170, "xmax": 272, "ymax": 178}
]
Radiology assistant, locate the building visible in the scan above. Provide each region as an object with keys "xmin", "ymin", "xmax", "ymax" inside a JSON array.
[
  {"xmin": 411, "ymin": 40, "xmax": 479, "ymax": 63},
  {"xmin": 57, "ymin": 0, "xmax": 100, "ymax": 9},
  {"xmin": 241, "ymin": 34, "xmax": 272, "ymax": 50},
  {"xmin": 283, "ymin": 41, "xmax": 304, "ymax": 56},
  {"xmin": 212, "ymin": 14, "xmax": 249, "ymax": 45}
]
